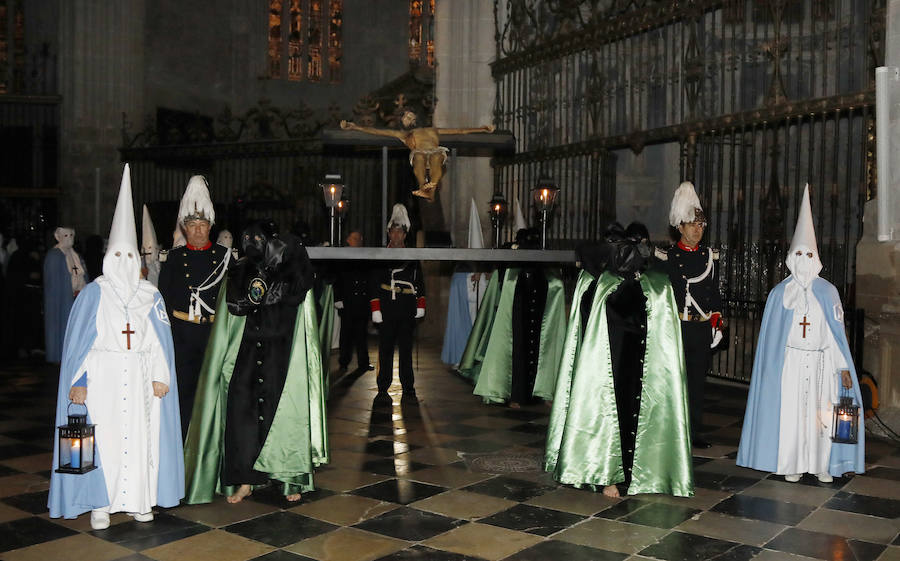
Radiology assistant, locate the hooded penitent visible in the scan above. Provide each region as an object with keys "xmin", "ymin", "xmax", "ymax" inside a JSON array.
[
  {"xmin": 142, "ymin": 205, "xmax": 161, "ymax": 286},
  {"xmin": 43, "ymin": 227, "xmax": 88, "ymax": 362},
  {"xmin": 513, "ymin": 196, "xmax": 528, "ymax": 233},
  {"xmin": 48, "ymin": 163, "xmax": 184, "ymax": 519},
  {"xmin": 737, "ymin": 183, "xmax": 865, "ymax": 479}
]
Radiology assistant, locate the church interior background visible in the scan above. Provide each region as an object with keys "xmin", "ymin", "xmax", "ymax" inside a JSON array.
[{"xmin": 1, "ymin": 1, "xmax": 900, "ymax": 560}]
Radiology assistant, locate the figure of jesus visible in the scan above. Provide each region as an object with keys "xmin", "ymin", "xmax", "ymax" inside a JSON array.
[{"xmin": 340, "ymin": 111, "xmax": 495, "ymax": 201}]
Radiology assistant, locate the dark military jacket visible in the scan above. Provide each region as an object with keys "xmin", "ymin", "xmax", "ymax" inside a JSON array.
[
  {"xmin": 658, "ymin": 243, "xmax": 723, "ymax": 320},
  {"xmin": 158, "ymin": 243, "xmax": 232, "ymax": 323},
  {"xmin": 370, "ymin": 260, "xmax": 425, "ymax": 321}
]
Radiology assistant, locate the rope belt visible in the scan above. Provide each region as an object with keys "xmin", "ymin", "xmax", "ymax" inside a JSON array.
[
  {"xmin": 172, "ymin": 310, "xmax": 215, "ymax": 324},
  {"xmin": 679, "ymin": 311, "xmax": 709, "ymax": 322}
]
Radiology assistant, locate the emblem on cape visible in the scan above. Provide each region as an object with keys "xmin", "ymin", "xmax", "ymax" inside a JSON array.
[{"xmin": 248, "ymin": 277, "xmax": 267, "ymax": 305}]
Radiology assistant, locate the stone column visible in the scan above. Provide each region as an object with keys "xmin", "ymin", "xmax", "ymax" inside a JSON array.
[
  {"xmin": 433, "ymin": 0, "xmax": 495, "ymax": 247},
  {"xmin": 58, "ymin": 0, "xmax": 146, "ymax": 237},
  {"xmin": 855, "ymin": 0, "xmax": 900, "ymax": 424}
]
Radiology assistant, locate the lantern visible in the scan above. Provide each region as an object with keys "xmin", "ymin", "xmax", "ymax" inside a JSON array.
[
  {"xmin": 56, "ymin": 403, "xmax": 97, "ymax": 474},
  {"xmin": 832, "ymin": 391, "xmax": 859, "ymax": 444},
  {"xmin": 531, "ymin": 175, "xmax": 560, "ymax": 249},
  {"xmin": 320, "ymin": 173, "xmax": 344, "ymax": 246},
  {"xmin": 488, "ymin": 192, "xmax": 508, "ymax": 248},
  {"xmin": 336, "ymin": 194, "xmax": 350, "ymax": 246}
]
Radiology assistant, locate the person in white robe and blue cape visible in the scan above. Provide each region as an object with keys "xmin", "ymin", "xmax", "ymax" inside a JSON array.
[
  {"xmin": 737, "ymin": 185, "xmax": 864, "ymax": 482},
  {"xmin": 43, "ymin": 227, "xmax": 88, "ymax": 363},
  {"xmin": 48, "ymin": 164, "xmax": 184, "ymax": 529}
]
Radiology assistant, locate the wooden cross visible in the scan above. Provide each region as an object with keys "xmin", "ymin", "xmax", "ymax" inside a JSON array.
[
  {"xmin": 72, "ymin": 265, "xmax": 80, "ymax": 275},
  {"xmin": 799, "ymin": 316, "xmax": 810, "ymax": 338},
  {"xmin": 122, "ymin": 323, "xmax": 135, "ymax": 350}
]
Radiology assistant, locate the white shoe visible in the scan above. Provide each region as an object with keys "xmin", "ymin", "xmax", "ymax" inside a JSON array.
[
  {"xmin": 784, "ymin": 474, "xmax": 802, "ymax": 483},
  {"xmin": 816, "ymin": 473, "xmax": 833, "ymax": 483},
  {"xmin": 131, "ymin": 512, "xmax": 154, "ymax": 523},
  {"xmin": 90, "ymin": 510, "xmax": 110, "ymax": 530}
]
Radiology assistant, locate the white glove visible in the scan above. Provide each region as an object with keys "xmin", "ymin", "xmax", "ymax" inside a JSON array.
[
  {"xmin": 372, "ymin": 310, "xmax": 383, "ymax": 324},
  {"xmin": 710, "ymin": 328, "xmax": 723, "ymax": 349},
  {"xmin": 415, "ymin": 307, "xmax": 425, "ymax": 319},
  {"xmin": 334, "ymin": 300, "xmax": 344, "ymax": 309}
]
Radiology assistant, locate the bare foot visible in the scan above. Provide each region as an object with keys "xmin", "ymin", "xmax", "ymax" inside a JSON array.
[
  {"xmin": 226, "ymin": 484, "xmax": 252, "ymax": 504},
  {"xmin": 602, "ymin": 485, "xmax": 620, "ymax": 498},
  {"xmin": 508, "ymin": 401, "xmax": 521, "ymax": 409},
  {"xmin": 286, "ymin": 493, "xmax": 302, "ymax": 502}
]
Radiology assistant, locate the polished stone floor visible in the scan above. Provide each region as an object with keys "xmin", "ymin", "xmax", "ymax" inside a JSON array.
[{"xmin": 1, "ymin": 342, "xmax": 899, "ymax": 561}]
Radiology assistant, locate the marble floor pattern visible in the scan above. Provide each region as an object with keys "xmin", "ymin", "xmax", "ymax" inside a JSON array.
[{"xmin": 1, "ymin": 341, "xmax": 899, "ymax": 561}]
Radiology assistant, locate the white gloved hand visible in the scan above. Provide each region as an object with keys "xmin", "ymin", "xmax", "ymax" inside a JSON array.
[
  {"xmin": 710, "ymin": 328, "xmax": 723, "ymax": 349},
  {"xmin": 334, "ymin": 300, "xmax": 344, "ymax": 310},
  {"xmin": 372, "ymin": 310, "xmax": 383, "ymax": 324},
  {"xmin": 415, "ymin": 307, "xmax": 425, "ymax": 319}
]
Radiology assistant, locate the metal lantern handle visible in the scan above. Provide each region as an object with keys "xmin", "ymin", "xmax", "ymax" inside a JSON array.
[
  {"xmin": 66, "ymin": 401, "xmax": 89, "ymax": 417},
  {"xmin": 839, "ymin": 387, "xmax": 856, "ymax": 404}
]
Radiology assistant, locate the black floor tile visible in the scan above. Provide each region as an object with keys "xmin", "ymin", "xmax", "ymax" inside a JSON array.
[
  {"xmin": 374, "ymin": 544, "xmax": 483, "ymax": 560},
  {"xmin": 507, "ymin": 423, "xmax": 547, "ymax": 435},
  {"xmin": 824, "ymin": 491, "xmax": 900, "ymax": 519},
  {"xmin": 104, "ymin": 554, "xmax": 156, "ymax": 561},
  {"xmin": 249, "ymin": 551, "xmax": 318, "ymax": 561},
  {"xmin": 709, "ymin": 544, "xmax": 763, "ymax": 561},
  {"xmin": 1, "ymin": 490, "xmax": 49, "ymax": 514},
  {"xmin": 351, "ymin": 478, "xmax": 446, "ymax": 504},
  {"xmin": 364, "ymin": 439, "xmax": 419, "ymax": 456},
  {"xmin": 894, "ymin": 534, "xmax": 900, "ymax": 546},
  {"xmin": 460, "ymin": 475, "xmax": 557, "ymax": 502},
  {"xmin": 765, "ymin": 528, "xmax": 886, "ymax": 561},
  {"xmin": 0, "ymin": 443, "xmax": 46, "ymax": 461},
  {"xmin": 766, "ymin": 473, "xmax": 850, "ymax": 490},
  {"xmin": 711, "ymin": 494, "xmax": 814, "ymax": 525},
  {"xmin": 692, "ymin": 456, "xmax": 714, "ymax": 466},
  {"xmin": 0, "ymin": 516, "xmax": 77, "ymax": 552},
  {"xmin": 353, "ymin": 506, "xmax": 465, "ymax": 541},
  {"xmin": 639, "ymin": 531, "xmax": 740, "ymax": 561},
  {"xmin": 432, "ymin": 424, "xmax": 491, "ymax": 438},
  {"xmin": 864, "ymin": 466, "xmax": 900, "ymax": 482},
  {"xmin": 368, "ymin": 411, "xmax": 394, "ymax": 425},
  {"xmin": 3, "ymin": 426, "xmax": 55, "ymax": 445},
  {"xmin": 444, "ymin": 438, "xmax": 508, "ymax": 454},
  {"xmin": 504, "ymin": 540, "xmax": 628, "ymax": 561},
  {"xmin": 361, "ymin": 458, "xmax": 431, "ymax": 477},
  {"xmin": 595, "ymin": 498, "xmax": 653, "ymax": 520},
  {"xmin": 492, "ymin": 409, "xmax": 548, "ymax": 422},
  {"xmin": 224, "ymin": 511, "xmax": 338, "ymax": 547},
  {"xmin": 693, "ymin": 471, "xmax": 760, "ymax": 493},
  {"xmin": 619, "ymin": 501, "xmax": 700, "ymax": 529},
  {"xmin": 91, "ymin": 512, "xmax": 209, "ymax": 551},
  {"xmin": 478, "ymin": 504, "xmax": 585, "ymax": 536},
  {"xmin": 249, "ymin": 483, "xmax": 335, "ymax": 508},
  {"xmin": 0, "ymin": 464, "xmax": 23, "ymax": 477}
]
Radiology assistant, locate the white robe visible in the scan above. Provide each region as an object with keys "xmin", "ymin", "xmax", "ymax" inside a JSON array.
[
  {"xmin": 776, "ymin": 287, "xmax": 846, "ymax": 476},
  {"xmin": 76, "ymin": 277, "xmax": 170, "ymax": 514}
]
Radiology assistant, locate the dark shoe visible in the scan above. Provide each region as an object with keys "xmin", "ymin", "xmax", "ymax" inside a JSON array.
[
  {"xmin": 364, "ymin": 363, "xmax": 375, "ymax": 371},
  {"xmin": 401, "ymin": 391, "xmax": 418, "ymax": 404},
  {"xmin": 373, "ymin": 392, "xmax": 393, "ymax": 407},
  {"xmin": 692, "ymin": 437, "xmax": 712, "ymax": 449}
]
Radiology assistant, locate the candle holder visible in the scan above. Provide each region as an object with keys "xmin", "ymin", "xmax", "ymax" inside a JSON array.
[
  {"xmin": 831, "ymin": 389, "xmax": 859, "ymax": 444},
  {"xmin": 320, "ymin": 174, "xmax": 344, "ymax": 246},
  {"xmin": 488, "ymin": 192, "xmax": 509, "ymax": 249},
  {"xmin": 336, "ymin": 193, "xmax": 350, "ymax": 246},
  {"xmin": 56, "ymin": 402, "xmax": 97, "ymax": 474},
  {"xmin": 531, "ymin": 175, "xmax": 560, "ymax": 250}
]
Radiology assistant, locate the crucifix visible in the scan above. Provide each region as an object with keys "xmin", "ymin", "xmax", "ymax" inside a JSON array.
[
  {"xmin": 72, "ymin": 264, "xmax": 80, "ymax": 275},
  {"xmin": 122, "ymin": 323, "xmax": 135, "ymax": 350},
  {"xmin": 798, "ymin": 316, "xmax": 810, "ymax": 338}
]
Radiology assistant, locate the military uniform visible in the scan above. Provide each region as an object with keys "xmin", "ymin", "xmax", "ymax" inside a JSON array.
[
  {"xmin": 510, "ymin": 267, "xmax": 548, "ymax": 405},
  {"xmin": 335, "ymin": 261, "xmax": 371, "ymax": 371},
  {"xmin": 658, "ymin": 243, "xmax": 723, "ymax": 441},
  {"xmin": 158, "ymin": 243, "xmax": 232, "ymax": 436},
  {"xmin": 370, "ymin": 261, "xmax": 425, "ymax": 394}
]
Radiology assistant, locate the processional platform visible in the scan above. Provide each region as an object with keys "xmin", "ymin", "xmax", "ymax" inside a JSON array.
[{"xmin": 306, "ymin": 247, "xmax": 576, "ymax": 262}]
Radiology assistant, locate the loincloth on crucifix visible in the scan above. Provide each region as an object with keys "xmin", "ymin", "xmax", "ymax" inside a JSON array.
[{"xmin": 409, "ymin": 146, "xmax": 450, "ymax": 168}]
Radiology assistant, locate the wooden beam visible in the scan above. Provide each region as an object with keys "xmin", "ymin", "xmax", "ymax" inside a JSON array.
[{"xmin": 306, "ymin": 247, "xmax": 576, "ymax": 263}]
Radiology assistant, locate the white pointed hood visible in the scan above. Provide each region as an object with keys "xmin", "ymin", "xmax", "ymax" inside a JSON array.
[
  {"xmin": 513, "ymin": 196, "xmax": 527, "ymax": 233},
  {"xmin": 178, "ymin": 175, "xmax": 215, "ymax": 226},
  {"xmin": 103, "ymin": 164, "xmax": 142, "ymax": 295},
  {"xmin": 141, "ymin": 205, "xmax": 159, "ymax": 261},
  {"xmin": 468, "ymin": 198, "xmax": 484, "ymax": 249},
  {"xmin": 669, "ymin": 181, "xmax": 705, "ymax": 227},
  {"xmin": 785, "ymin": 184, "xmax": 822, "ymax": 289}
]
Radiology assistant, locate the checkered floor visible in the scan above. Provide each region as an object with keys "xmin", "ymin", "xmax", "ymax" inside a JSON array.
[{"xmin": 1, "ymin": 342, "xmax": 899, "ymax": 561}]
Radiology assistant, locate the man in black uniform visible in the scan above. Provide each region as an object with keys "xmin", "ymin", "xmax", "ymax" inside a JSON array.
[
  {"xmin": 370, "ymin": 204, "xmax": 425, "ymax": 406},
  {"xmin": 158, "ymin": 176, "xmax": 232, "ymax": 436},
  {"xmin": 335, "ymin": 229, "xmax": 373, "ymax": 374},
  {"xmin": 659, "ymin": 182, "xmax": 725, "ymax": 449}
]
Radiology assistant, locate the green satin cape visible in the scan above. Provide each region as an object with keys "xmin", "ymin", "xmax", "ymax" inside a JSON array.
[
  {"xmin": 472, "ymin": 268, "xmax": 567, "ymax": 403},
  {"xmin": 183, "ymin": 283, "xmax": 330, "ymax": 503},
  {"xmin": 457, "ymin": 272, "xmax": 502, "ymax": 383},
  {"xmin": 544, "ymin": 269, "xmax": 693, "ymax": 496}
]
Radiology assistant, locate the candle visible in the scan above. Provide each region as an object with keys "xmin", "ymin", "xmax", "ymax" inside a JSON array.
[
  {"xmin": 70, "ymin": 439, "xmax": 81, "ymax": 468},
  {"xmin": 836, "ymin": 414, "xmax": 852, "ymax": 441}
]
